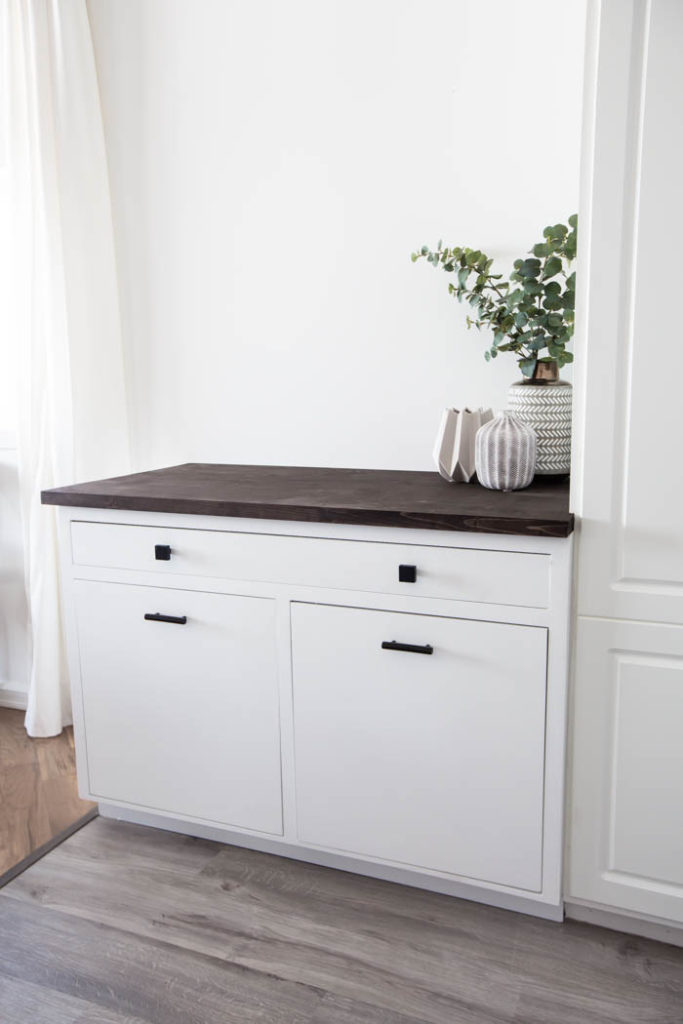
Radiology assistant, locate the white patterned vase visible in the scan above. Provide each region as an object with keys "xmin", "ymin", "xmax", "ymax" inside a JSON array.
[
  {"xmin": 507, "ymin": 372, "xmax": 572, "ymax": 475},
  {"xmin": 475, "ymin": 413, "xmax": 536, "ymax": 492}
]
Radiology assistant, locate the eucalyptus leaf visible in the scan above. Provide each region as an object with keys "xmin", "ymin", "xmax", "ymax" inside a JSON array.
[{"xmin": 543, "ymin": 256, "xmax": 562, "ymax": 279}]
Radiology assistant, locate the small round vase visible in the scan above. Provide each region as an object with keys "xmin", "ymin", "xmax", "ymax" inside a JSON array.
[
  {"xmin": 507, "ymin": 361, "xmax": 572, "ymax": 475},
  {"xmin": 475, "ymin": 413, "xmax": 536, "ymax": 492}
]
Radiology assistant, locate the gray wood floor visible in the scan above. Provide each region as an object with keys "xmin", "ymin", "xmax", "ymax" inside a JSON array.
[{"xmin": 0, "ymin": 817, "xmax": 681, "ymax": 1023}]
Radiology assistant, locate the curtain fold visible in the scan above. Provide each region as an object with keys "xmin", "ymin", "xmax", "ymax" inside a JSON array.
[{"xmin": 8, "ymin": 0, "xmax": 130, "ymax": 737}]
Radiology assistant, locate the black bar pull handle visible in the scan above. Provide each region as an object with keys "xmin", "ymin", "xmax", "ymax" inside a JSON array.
[
  {"xmin": 381, "ymin": 640, "xmax": 433, "ymax": 655},
  {"xmin": 144, "ymin": 612, "xmax": 187, "ymax": 625}
]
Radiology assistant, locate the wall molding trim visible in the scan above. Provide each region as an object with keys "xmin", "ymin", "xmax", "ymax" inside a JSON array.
[{"xmin": 0, "ymin": 684, "xmax": 28, "ymax": 710}]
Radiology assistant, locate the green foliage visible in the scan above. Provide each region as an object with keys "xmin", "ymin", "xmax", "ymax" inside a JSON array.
[{"xmin": 411, "ymin": 216, "xmax": 577, "ymax": 377}]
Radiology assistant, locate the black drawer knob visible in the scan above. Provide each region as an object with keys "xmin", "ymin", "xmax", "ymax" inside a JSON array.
[
  {"xmin": 155, "ymin": 544, "xmax": 172, "ymax": 561},
  {"xmin": 398, "ymin": 564, "xmax": 417, "ymax": 583}
]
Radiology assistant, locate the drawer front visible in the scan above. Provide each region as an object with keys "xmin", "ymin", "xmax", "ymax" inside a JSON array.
[
  {"xmin": 71, "ymin": 521, "xmax": 550, "ymax": 608},
  {"xmin": 292, "ymin": 602, "xmax": 548, "ymax": 891}
]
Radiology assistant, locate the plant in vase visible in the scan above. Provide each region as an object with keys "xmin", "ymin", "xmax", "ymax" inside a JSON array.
[{"xmin": 412, "ymin": 215, "xmax": 577, "ymax": 475}]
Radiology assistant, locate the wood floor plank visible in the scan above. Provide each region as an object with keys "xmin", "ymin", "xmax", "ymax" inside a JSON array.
[
  {"xmin": 310, "ymin": 992, "xmax": 438, "ymax": 1024},
  {"xmin": 0, "ymin": 976, "xmax": 151, "ymax": 1024},
  {"xmin": 0, "ymin": 763, "xmax": 52, "ymax": 854},
  {"xmin": 512, "ymin": 988, "xmax": 683, "ymax": 1024},
  {"xmin": 0, "ymin": 896, "xmax": 322, "ymax": 1024},
  {"xmin": 40, "ymin": 775, "xmax": 94, "ymax": 836},
  {"xmin": 0, "ymin": 709, "xmax": 36, "ymax": 769},
  {"xmin": 0, "ymin": 807, "xmax": 96, "ymax": 890},
  {"xmin": 509, "ymin": 916, "xmax": 683, "ymax": 1023},
  {"xmin": 42, "ymin": 812, "xmax": 224, "ymax": 871},
  {"xmin": 200, "ymin": 833, "xmax": 522, "ymax": 941},
  {"xmin": 35, "ymin": 727, "xmax": 78, "ymax": 780},
  {"xmin": 0, "ymin": 709, "xmax": 95, "ymax": 877},
  {"xmin": 4, "ymin": 818, "xmax": 522, "ymax": 1024}
]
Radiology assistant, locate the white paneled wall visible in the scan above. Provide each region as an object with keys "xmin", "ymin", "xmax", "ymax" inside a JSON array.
[{"xmin": 86, "ymin": 0, "xmax": 586, "ymax": 472}]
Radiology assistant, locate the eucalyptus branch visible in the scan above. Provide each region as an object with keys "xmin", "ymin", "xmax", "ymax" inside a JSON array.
[{"xmin": 412, "ymin": 215, "xmax": 577, "ymax": 377}]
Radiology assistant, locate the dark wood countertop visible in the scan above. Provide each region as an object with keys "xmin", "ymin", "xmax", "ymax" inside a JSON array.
[{"xmin": 42, "ymin": 463, "xmax": 574, "ymax": 537}]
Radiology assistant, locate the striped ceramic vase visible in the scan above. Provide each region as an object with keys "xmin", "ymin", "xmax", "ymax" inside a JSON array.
[{"xmin": 475, "ymin": 413, "xmax": 536, "ymax": 491}]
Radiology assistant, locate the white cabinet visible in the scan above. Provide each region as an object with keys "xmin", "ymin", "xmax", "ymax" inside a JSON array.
[
  {"xmin": 56, "ymin": 507, "xmax": 572, "ymax": 920},
  {"xmin": 571, "ymin": 619, "xmax": 683, "ymax": 923},
  {"xmin": 292, "ymin": 603, "xmax": 547, "ymax": 891},
  {"xmin": 575, "ymin": 0, "xmax": 683, "ymax": 628},
  {"xmin": 569, "ymin": 0, "xmax": 683, "ymax": 931},
  {"xmin": 74, "ymin": 580, "xmax": 283, "ymax": 835}
]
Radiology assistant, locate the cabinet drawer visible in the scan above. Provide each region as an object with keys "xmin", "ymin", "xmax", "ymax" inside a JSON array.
[
  {"xmin": 292, "ymin": 602, "xmax": 548, "ymax": 891},
  {"xmin": 71, "ymin": 521, "xmax": 550, "ymax": 608}
]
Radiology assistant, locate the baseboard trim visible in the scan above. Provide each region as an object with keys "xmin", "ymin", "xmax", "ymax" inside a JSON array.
[
  {"xmin": 566, "ymin": 900, "xmax": 683, "ymax": 948},
  {"xmin": 0, "ymin": 807, "xmax": 98, "ymax": 890},
  {"xmin": 0, "ymin": 685, "xmax": 28, "ymax": 711},
  {"xmin": 98, "ymin": 801, "xmax": 564, "ymax": 922}
]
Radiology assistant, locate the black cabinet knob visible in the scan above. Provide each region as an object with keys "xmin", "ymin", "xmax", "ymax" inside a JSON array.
[
  {"xmin": 155, "ymin": 544, "xmax": 172, "ymax": 561},
  {"xmin": 398, "ymin": 564, "xmax": 417, "ymax": 583}
]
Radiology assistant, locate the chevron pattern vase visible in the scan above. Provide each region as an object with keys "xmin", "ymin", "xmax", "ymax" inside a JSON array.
[
  {"xmin": 475, "ymin": 413, "xmax": 536, "ymax": 492},
  {"xmin": 507, "ymin": 380, "xmax": 572, "ymax": 475}
]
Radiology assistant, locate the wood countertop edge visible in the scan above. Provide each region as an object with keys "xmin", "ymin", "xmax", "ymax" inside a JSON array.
[{"xmin": 41, "ymin": 489, "xmax": 574, "ymax": 538}]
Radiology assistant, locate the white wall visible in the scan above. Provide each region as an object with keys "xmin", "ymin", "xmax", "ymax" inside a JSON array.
[{"xmin": 87, "ymin": 0, "xmax": 586, "ymax": 472}]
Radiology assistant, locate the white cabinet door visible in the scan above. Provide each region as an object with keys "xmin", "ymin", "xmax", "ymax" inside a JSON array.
[
  {"xmin": 74, "ymin": 581, "xmax": 283, "ymax": 835},
  {"xmin": 569, "ymin": 0, "xmax": 683, "ymax": 927},
  {"xmin": 569, "ymin": 618, "xmax": 683, "ymax": 923},
  {"xmin": 574, "ymin": 0, "xmax": 683, "ymax": 626},
  {"xmin": 291, "ymin": 603, "xmax": 548, "ymax": 892}
]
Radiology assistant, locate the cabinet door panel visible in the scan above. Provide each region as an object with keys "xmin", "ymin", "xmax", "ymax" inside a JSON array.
[
  {"xmin": 292, "ymin": 603, "xmax": 547, "ymax": 892},
  {"xmin": 569, "ymin": 618, "xmax": 683, "ymax": 921},
  {"xmin": 75, "ymin": 581, "xmax": 282, "ymax": 835},
  {"xmin": 575, "ymin": 0, "xmax": 683, "ymax": 625}
]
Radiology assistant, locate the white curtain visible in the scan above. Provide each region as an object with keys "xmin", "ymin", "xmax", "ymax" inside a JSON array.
[{"xmin": 8, "ymin": 0, "xmax": 130, "ymax": 736}]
